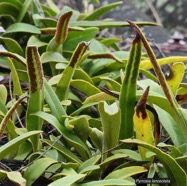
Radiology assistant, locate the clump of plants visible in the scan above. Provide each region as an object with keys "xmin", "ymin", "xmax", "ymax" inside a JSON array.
[{"xmin": 0, "ymin": 0, "xmax": 186, "ymax": 186}]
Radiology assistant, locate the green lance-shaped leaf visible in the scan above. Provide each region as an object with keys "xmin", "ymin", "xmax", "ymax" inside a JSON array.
[
  {"xmin": 0, "ymin": 96, "xmax": 27, "ymax": 140},
  {"xmin": 24, "ymin": 158, "xmax": 58, "ymax": 186},
  {"xmin": 81, "ymin": 179, "xmax": 135, "ymax": 186},
  {"xmin": 0, "ymin": 84, "xmax": 7, "ymax": 105},
  {"xmin": 0, "ymin": 36, "xmax": 24, "ymax": 56},
  {"xmin": 16, "ymin": 0, "xmax": 31, "ymax": 22},
  {"xmin": 98, "ymin": 101, "xmax": 121, "ymax": 157},
  {"xmin": 0, "ymin": 131, "xmax": 41, "ymax": 160},
  {"xmin": 70, "ymin": 21, "xmax": 159, "ymax": 29},
  {"xmin": 119, "ymin": 33, "xmax": 142, "ymax": 141},
  {"xmin": 71, "ymin": 79, "xmax": 101, "ymax": 96},
  {"xmin": 46, "ymin": 0, "xmax": 60, "ymax": 14},
  {"xmin": 4, "ymin": 23, "xmax": 41, "ymax": 35},
  {"xmin": 48, "ymin": 174, "xmax": 86, "ymax": 186},
  {"xmin": 83, "ymin": 1, "xmax": 123, "ymax": 20},
  {"xmin": 56, "ymin": 41, "xmax": 89, "ymax": 101},
  {"xmin": 26, "ymin": 46, "xmax": 44, "ymax": 151},
  {"xmin": 122, "ymin": 139, "xmax": 187, "ymax": 186},
  {"xmin": 77, "ymin": 155, "xmax": 101, "ymax": 174},
  {"xmin": 99, "ymin": 154, "xmax": 128, "ymax": 167},
  {"xmin": 44, "ymin": 78, "xmax": 66, "ymax": 124},
  {"xmin": 105, "ymin": 166, "xmax": 147, "ymax": 180},
  {"xmin": 6, "ymin": 57, "xmax": 23, "ymax": 96},
  {"xmin": 47, "ymin": 11, "xmax": 73, "ymax": 53},
  {"xmin": 0, "ymin": 1, "xmax": 21, "ymax": 21},
  {"xmin": 42, "ymin": 139, "xmax": 82, "ymax": 164},
  {"xmin": 63, "ymin": 27, "xmax": 99, "ymax": 51}
]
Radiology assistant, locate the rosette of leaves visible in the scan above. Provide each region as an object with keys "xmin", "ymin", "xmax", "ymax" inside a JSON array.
[{"xmin": 0, "ymin": 0, "xmax": 186, "ymax": 185}]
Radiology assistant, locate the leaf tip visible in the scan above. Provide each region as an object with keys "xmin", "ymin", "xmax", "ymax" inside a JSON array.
[
  {"xmin": 126, "ymin": 20, "xmax": 141, "ymax": 44},
  {"xmin": 135, "ymin": 86, "xmax": 150, "ymax": 119}
]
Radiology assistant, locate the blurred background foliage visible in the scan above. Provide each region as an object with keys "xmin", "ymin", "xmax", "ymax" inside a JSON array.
[{"xmin": 55, "ymin": 0, "xmax": 187, "ymax": 30}]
